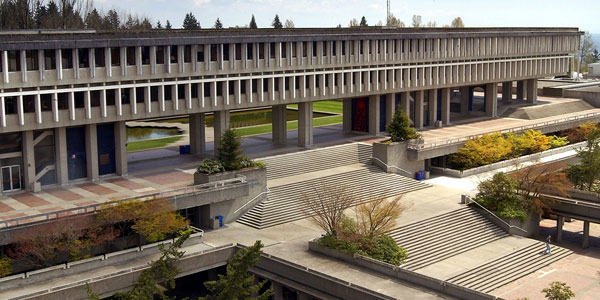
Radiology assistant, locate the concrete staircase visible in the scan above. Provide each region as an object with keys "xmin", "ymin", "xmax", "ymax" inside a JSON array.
[
  {"xmin": 238, "ymin": 166, "xmax": 430, "ymax": 229},
  {"xmin": 260, "ymin": 143, "xmax": 372, "ymax": 180},
  {"xmin": 390, "ymin": 207, "xmax": 508, "ymax": 271},
  {"xmin": 238, "ymin": 142, "xmax": 430, "ymax": 229},
  {"xmin": 446, "ymin": 242, "xmax": 573, "ymax": 293}
]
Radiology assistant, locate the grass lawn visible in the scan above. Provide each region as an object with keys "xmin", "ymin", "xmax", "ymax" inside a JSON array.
[
  {"xmin": 234, "ymin": 115, "xmax": 343, "ymax": 137},
  {"xmin": 126, "ymin": 136, "xmax": 183, "ymax": 152},
  {"xmin": 287, "ymin": 100, "xmax": 342, "ymax": 114}
]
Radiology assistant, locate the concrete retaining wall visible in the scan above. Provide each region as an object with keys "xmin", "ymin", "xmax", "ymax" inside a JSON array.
[
  {"xmin": 568, "ymin": 189, "xmax": 600, "ymax": 204},
  {"xmin": 372, "ymin": 141, "xmax": 425, "ymax": 177},
  {"xmin": 0, "ymin": 231, "xmax": 203, "ymax": 292},
  {"xmin": 431, "ymin": 142, "xmax": 585, "ymax": 178},
  {"xmin": 308, "ymin": 240, "xmax": 499, "ymax": 300},
  {"xmin": 542, "ymin": 87, "xmax": 600, "ymax": 108}
]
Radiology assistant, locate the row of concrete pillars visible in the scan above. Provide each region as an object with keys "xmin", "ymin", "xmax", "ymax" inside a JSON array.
[{"xmin": 555, "ymin": 216, "xmax": 592, "ymax": 249}]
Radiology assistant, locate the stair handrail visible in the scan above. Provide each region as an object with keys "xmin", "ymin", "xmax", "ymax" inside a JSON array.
[
  {"xmin": 463, "ymin": 194, "xmax": 529, "ymax": 234},
  {"xmin": 233, "ymin": 188, "xmax": 270, "ymax": 215},
  {"xmin": 370, "ymin": 156, "xmax": 414, "ymax": 178}
]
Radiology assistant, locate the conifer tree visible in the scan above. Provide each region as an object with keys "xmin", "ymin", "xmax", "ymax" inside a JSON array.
[
  {"xmin": 165, "ymin": 20, "xmax": 172, "ymax": 29},
  {"xmin": 214, "ymin": 18, "xmax": 223, "ymax": 29},
  {"xmin": 216, "ymin": 129, "xmax": 243, "ymax": 170},
  {"xmin": 359, "ymin": 16, "xmax": 368, "ymax": 27},
  {"xmin": 183, "ymin": 12, "xmax": 200, "ymax": 29},
  {"xmin": 249, "ymin": 14, "xmax": 257, "ymax": 29},
  {"xmin": 271, "ymin": 14, "xmax": 282, "ymax": 28}
]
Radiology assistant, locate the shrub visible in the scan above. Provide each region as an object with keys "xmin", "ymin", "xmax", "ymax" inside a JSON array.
[
  {"xmin": 197, "ymin": 159, "xmax": 225, "ymax": 175},
  {"xmin": 217, "ymin": 128, "xmax": 243, "ymax": 171},
  {"xmin": 386, "ymin": 109, "xmax": 420, "ymax": 142},
  {"xmin": 0, "ymin": 256, "xmax": 12, "ymax": 278},
  {"xmin": 562, "ymin": 122, "xmax": 599, "ymax": 143},
  {"xmin": 317, "ymin": 233, "xmax": 408, "ymax": 266},
  {"xmin": 542, "ymin": 282, "xmax": 575, "ymax": 300},
  {"xmin": 476, "ymin": 172, "xmax": 528, "ymax": 221}
]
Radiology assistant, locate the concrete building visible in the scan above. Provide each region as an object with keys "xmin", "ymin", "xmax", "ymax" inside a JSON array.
[{"xmin": 0, "ymin": 27, "xmax": 581, "ymax": 193}]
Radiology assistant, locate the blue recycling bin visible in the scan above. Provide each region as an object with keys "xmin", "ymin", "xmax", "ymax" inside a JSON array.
[
  {"xmin": 415, "ymin": 171, "xmax": 422, "ymax": 180},
  {"xmin": 185, "ymin": 145, "xmax": 191, "ymax": 154},
  {"xmin": 179, "ymin": 145, "xmax": 185, "ymax": 154},
  {"xmin": 215, "ymin": 215, "xmax": 224, "ymax": 228}
]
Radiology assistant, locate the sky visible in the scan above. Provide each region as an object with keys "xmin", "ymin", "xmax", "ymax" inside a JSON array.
[{"xmin": 93, "ymin": 0, "xmax": 600, "ymax": 33}]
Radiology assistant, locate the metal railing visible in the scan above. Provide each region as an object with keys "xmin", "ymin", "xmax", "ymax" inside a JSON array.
[
  {"xmin": 408, "ymin": 111, "xmax": 600, "ymax": 151},
  {"xmin": 463, "ymin": 194, "xmax": 529, "ymax": 234},
  {"xmin": 0, "ymin": 175, "xmax": 247, "ymax": 230}
]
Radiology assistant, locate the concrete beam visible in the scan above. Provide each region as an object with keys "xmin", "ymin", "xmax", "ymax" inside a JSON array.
[
  {"xmin": 368, "ymin": 95, "xmax": 380, "ymax": 135},
  {"xmin": 298, "ymin": 102, "xmax": 313, "ymax": 147},
  {"xmin": 272, "ymin": 104, "xmax": 287, "ymax": 144},
  {"xmin": 189, "ymin": 113, "xmax": 206, "ymax": 155}
]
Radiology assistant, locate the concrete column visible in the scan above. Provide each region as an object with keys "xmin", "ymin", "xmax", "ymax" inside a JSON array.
[
  {"xmin": 189, "ymin": 113, "xmax": 206, "ymax": 155},
  {"xmin": 556, "ymin": 216, "xmax": 564, "ymax": 243},
  {"xmin": 298, "ymin": 102, "xmax": 313, "ymax": 147},
  {"xmin": 213, "ymin": 110, "xmax": 230, "ymax": 151},
  {"xmin": 85, "ymin": 124, "xmax": 99, "ymax": 181},
  {"xmin": 460, "ymin": 87, "xmax": 470, "ymax": 114},
  {"xmin": 516, "ymin": 80, "xmax": 527, "ymax": 100},
  {"xmin": 385, "ymin": 93, "xmax": 395, "ymax": 128},
  {"xmin": 428, "ymin": 90, "xmax": 438, "ymax": 126},
  {"xmin": 485, "ymin": 83, "xmax": 498, "ymax": 117},
  {"xmin": 415, "ymin": 90, "xmax": 424, "ymax": 129},
  {"xmin": 400, "ymin": 92, "xmax": 410, "ymax": 119},
  {"xmin": 582, "ymin": 221, "xmax": 590, "ymax": 249},
  {"xmin": 22, "ymin": 131, "xmax": 36, "ymax": 191},
  {"xmin": 114, "ymin": 121, "xmax": 127, "ymax": 176},
  {"xmin": 502, "ymin": 82, "xmax": 512, "ymax": 102},
  {"xmin": 441, "ymin": 88, "xmax": 451, "ymax": 125},
  {"xmin": 272, "ymin": 282, "xmax": 283, "ymax": 300},
  {"xmin": 368, "ymin": 95, "xmax": 380, "ymax": 136},
  {"xmin": 343, "ymin": 99, "xmax": 352, "ymax": 133},
  {"xmin": 55, "ymin": 127, "xmax": 68, "ymax": 185},
  {"xmin": 272, "ymin": 104, "xmax": 287, "ymax": 145},
  {"xmin": 526, "ymin": 78, "xmax": 537, "ymax": 103}
]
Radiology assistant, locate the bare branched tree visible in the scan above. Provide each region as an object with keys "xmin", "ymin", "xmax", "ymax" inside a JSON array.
[
  {"xmin": 353, "ymin": 196, "xmax": 407, "ymax": 239},
  {"xmin": 510, "ymin": 162, "xmax": 571, "ymax": 214},
  {"xmin": 301, "ymin": 184, "xmax": 357, "ymax": 236}
]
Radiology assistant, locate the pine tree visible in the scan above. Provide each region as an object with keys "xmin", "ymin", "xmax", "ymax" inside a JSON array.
[
  {"xmin": 216, "ymin": 129, "xmax": 243, "ymax": 171},
  {"xmin": 156, "ymin": 21, "xmax": 162, "ymax": 29},
  {"xmin": 359, "ymin": 16, "xmax": 368, "ymax": 27},
  {"xmin": 165, "ymin": 20, "xmax": 172, "ymax": 29},
  {"xmin": 386, "ymin": 110, "xmax": 420, "ymax": 142},
  {"xmin": 200, "ymin": 241, "xmax": 273, "ymax": 300},
  {"xmin": 183, "ymin": 12, "xmax": 200, "ymax": 29},
  {"xmin": 249, "ymin": 14, "xmax": 257, "ymax": 29},
  {"xmin": 271, "ymin": 14, "xmax": 282, "ymax": 28},
  {"xmin": 214, "ymin": 18, "xmax": 223, "ymax": 29}
]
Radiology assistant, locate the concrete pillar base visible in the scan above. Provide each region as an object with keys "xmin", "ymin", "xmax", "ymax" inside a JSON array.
[
  {"xmin": 517, "ymin": 80, "xmax": 527, "ymax": 100},
  {"xmin": 583, "ymin": 220, "xmax": 590, "ymax": 249},
  {"xmin": 368, "ymin": 95, "xmax": 380, "ymax": 135},
  {"xmin": 485, "ymin": 83, "xmax": 498, "ymax": 118},
  {"xmin": 502, "ymin": 82, "xmax": 512, "ymax": 102},
  {"xmin": 526, "ymin": 79, "xmax": 538, "ymax": 103},
  {"xmin": 342, "ymin": 99, "xmax": 352, "ymax": 133},
  {"xmin": 441, "ymin": 88, "xmax": 451, "ymax": 125},
  {"xmin": 22, "ymin": 131, "xmax": 36, "ymax": 191},
  {"xmin": 400, "ymin": 92, "xmax": 410, "ymax": 123},
  {"xmin": 213, "ymin": 110, "xmax": 230, "ymax": 152},
  {"xmin": 428, "ymin": 90, "xmax": 438, "ymax": 127},
  {"xmin": 55, "ymin": 127, "xmax": 68, "ymax": 186},
  {"xmin": 114, "ymin": 121, "xmax": 128, "ymax": 176},
  {"xmin": 460, "ymin": 87, "xmax": 470, "ymax": 114},
  {"xmin": 385, "ymin": 93, "xmax": 395, "ymax": 129},
  {"xmin": 85, "ymin": 124, "xmax": 99, "ymax": 181},
  {"xmin": 414, "ymin": 90, "xmax": 424, "ymax": 129},
  {"xmin": 556, "ymin": 216, "xmax": 564, "ymax": 243}
]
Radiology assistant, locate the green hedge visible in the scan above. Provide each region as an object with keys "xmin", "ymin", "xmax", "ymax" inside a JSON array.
[{"xmin": 317, "ymin": 234, "xmax": 408, "ymax": 266}]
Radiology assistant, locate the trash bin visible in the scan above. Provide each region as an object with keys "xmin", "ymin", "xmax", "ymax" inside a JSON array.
[
  {"xmin": 215, "ymin": 215, "xmax": 224, "ymax": 228},
  {"xmin": 179, "ymin": 145, "xmax": 185, "ymax": 154},
  {"xmin": 184, "ymin": 145, "xmax": 191, "ymax": 154},
  {"xmin": 415, "ymin": 171, "xmax": 422, "ymax": 180}
]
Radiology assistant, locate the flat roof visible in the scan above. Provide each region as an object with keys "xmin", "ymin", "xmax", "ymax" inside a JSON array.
[{"xmin": 0, "ymin": 27, "xmax": 582, "ymax": 51}]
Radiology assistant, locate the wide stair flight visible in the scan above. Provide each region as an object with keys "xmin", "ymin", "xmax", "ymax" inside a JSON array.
[
  {"xmin": 446, "ymin": 242, "xmax": 572, "ymax": 293},
  {"xmin": 389, "ymin": 207, "xmax": 508, "ymax": 271}
]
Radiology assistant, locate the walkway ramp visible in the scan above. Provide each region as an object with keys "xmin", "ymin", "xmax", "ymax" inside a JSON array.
[
  {"xmin": 390, "ymin": 207, "xmax": 508, "ymax": 271},
  {"xmin": 446, "ymin": 242, "xmax": 572, "ymax": 293},
  {"xmin": 238, "ymin": 143, "xmax": 430, "ymax": 229},
  {"xmin": 501, "ymin": 99, "xmax": 594, "ymax": 120}
]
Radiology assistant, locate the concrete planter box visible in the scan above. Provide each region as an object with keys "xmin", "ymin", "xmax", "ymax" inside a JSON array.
[
  {"xmin": 472, "ymin": 206, "xmax": 540, "ymax": 238},
  {"xmin": 372, "ymin": 140, "xmax": 425, "ymax": 178},
  {"xmin": 194, "ymin": 166, "xmax": 263, "ymax": 185},
  {"xmin": 431, "ymin": 141, "xmax": 585, "ymax": 178}
]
